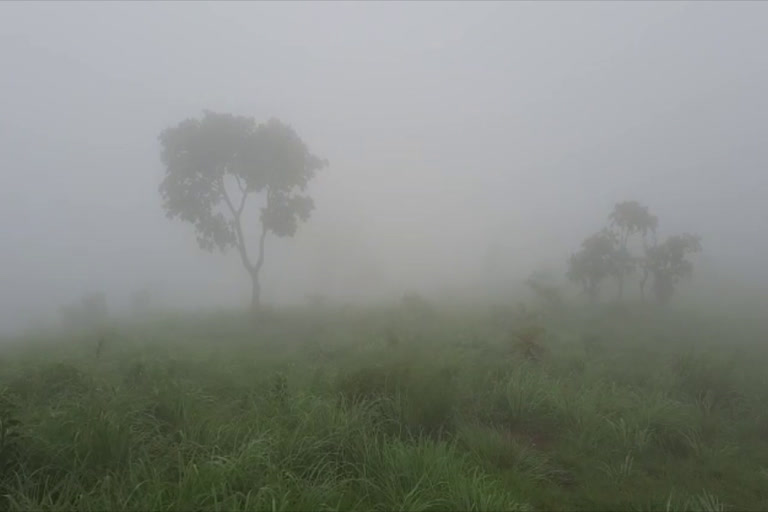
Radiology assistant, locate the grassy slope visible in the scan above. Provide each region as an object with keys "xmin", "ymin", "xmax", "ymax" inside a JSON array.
[{"xmin": 1, "ymin": 302, "xmax": 767, "ymax": 511}]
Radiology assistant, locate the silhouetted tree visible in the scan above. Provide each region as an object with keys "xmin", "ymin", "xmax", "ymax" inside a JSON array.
[
  {"xmin": 608, "ymin": 201, "xmax": 658, "ymax": 299},
  {"xmin": 158, "ymin": 112, "xmax": 327, "ymax": 311},
  {"xmin": 645, "ymin": 233, "xmax": 702, "ymax": 305},
  {"xmin": 567, "ymin": 230, "xmax": 620, "ymax": 303}
]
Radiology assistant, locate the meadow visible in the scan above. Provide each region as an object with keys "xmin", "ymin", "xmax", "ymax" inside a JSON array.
[{"xmin": 1, "ymin": 298, "xmax": 767, "ymax": 511}]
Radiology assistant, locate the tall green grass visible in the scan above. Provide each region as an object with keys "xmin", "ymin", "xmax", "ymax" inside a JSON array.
[{"xmin": 1, "ymin": 302, "xmax": 767, "ymax": 510}]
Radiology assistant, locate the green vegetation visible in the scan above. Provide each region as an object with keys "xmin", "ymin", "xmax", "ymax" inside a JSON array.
[{"xmin": 2, "ymin": 300, "xmax": 767, "ymax": 511}]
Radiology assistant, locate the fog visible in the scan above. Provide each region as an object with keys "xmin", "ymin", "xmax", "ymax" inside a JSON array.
[{"xmin": 1, "ymin": 2, "xmax": 767, "ymax": 333}]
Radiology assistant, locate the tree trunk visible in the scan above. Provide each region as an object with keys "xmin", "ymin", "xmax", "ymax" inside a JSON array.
[
  {"xmin": 616, "ymin": 275, "xmax": 624, "ymax": 301},
  {"xmin": 640, "ymin": 269, "xmax": 648, "ymax": 301},
  {"xmin": 250, "ymin": 270, "xmax": 261, "ymax": 313},
  {"xmin": 217, "ymin": 178, "xmax": 267, "ymax": 315},
  {"xmin": 248, "ymin": 225, "xmax": 268, "ymax": 314}
]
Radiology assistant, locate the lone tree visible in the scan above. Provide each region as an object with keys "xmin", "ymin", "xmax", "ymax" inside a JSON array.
[
  {"xmin": 608, "ymin": 200, "xmax": 658, "ymax": 300},
  {"xmin": 645, "ymin": 233, "xmax": 702, "ymax": 305},
  {"xmin": 159, "ymin": 111, "xmax": 327, "ymax": 311}
]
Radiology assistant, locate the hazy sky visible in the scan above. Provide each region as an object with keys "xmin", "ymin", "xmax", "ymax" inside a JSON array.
[{"xmin": 1, "ymin": 2, "xmax": 767, "ymax": 331}]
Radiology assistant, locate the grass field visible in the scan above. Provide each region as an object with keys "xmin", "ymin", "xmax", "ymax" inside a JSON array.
[{"xmin": 1, "ymin": 299, "xmax": 767, "ymax": 511}]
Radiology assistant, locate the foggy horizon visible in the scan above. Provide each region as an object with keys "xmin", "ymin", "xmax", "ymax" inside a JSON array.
[{"xmin": 2, "ymin": 1, "xmax": 767, "ymax": 333}]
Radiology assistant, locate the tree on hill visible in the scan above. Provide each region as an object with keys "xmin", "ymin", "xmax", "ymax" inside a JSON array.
[{"xmin": 158, "ymin": 111, "xmax": 327, "ymax": 311}]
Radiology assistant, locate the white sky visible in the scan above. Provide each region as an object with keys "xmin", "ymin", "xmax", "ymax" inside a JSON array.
[{"xmin": 1, "ymin": 2, "xmax": 767, "ymax": 331}]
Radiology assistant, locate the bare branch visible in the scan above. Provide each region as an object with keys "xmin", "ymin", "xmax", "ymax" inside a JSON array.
[
  {"xmin": 234, "ymin": 174, "xmax": 246, "ymax": 195},
  {"xmin": 237, "ymin": 185, "xmax": 248, "ymax": 216}
]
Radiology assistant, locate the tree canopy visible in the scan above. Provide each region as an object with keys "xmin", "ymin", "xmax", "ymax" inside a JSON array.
[
  {"xmin": 567, "ymin": 229, "xmax": 619, "ymax": 303},
  {"xmin": 607, "ymin": 201, "xmax": 658, "ymax": 299},
  {"xmin": 158, "ymin": 111, "xmax": 327, "ymax": 310},
  {"xmin": 645, "ymin": 233, "xmax": 702, "ymax": 304},
  {"xmin": 569, "ymin": 201, "xmax": 701, "ymax": 305},
  {"xmin": 609, "ymin": 200, "xmax": 658, "ymax": 249}
]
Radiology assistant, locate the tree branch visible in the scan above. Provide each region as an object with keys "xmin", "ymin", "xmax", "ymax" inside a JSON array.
[
  {"xmin": 237, "ymin": 190, "xmax": 248, "ymax": 217},
  {"xmin": 234, "ymin": 174, "xmax": 246, "ymax": 195},
  {"xmin": 234, "ymin": 175, "xmax": 249, "ymax": 216},
  {"xmin": 219, "ymin": 178, "xmax": 237, "ymax": 218},
  {"xmin": 254, "ymin": 222, "xmax": 268, "ymax": 276},
  {"xmin": 253, "ymin": 185, "xmax": 273, "ymax": 277},
  {"xmin": 218, "ymin": 177, "xmax": 254, "ymax": 273}
]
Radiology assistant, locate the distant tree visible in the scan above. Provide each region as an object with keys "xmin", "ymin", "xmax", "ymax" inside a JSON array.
[
  {"xmin": 608, "ymin": 245, "xmax": 635, "ymax": 301},
  {"xmin": 567, "ymin": 230, "xmax": 620, "ymax": 303},
  {"xmin": 608, "ymin": 201, "xmax": 658, "ymax": 300},
  {"xmin": 645, "ymin": 233, "xmax": 702, "ymax": 305},
  {"xmin": 158, "ymin": 111, "xmax": 327, "ymax": 311},
  {"xmin": 570, "ymin": 200, "xmax": 700, "ymax": 306}
]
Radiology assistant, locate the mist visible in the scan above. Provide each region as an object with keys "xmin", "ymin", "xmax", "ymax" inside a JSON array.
[{"xmin": 2, "ymin": 1, "xmax": 767, "ymax": 333}]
